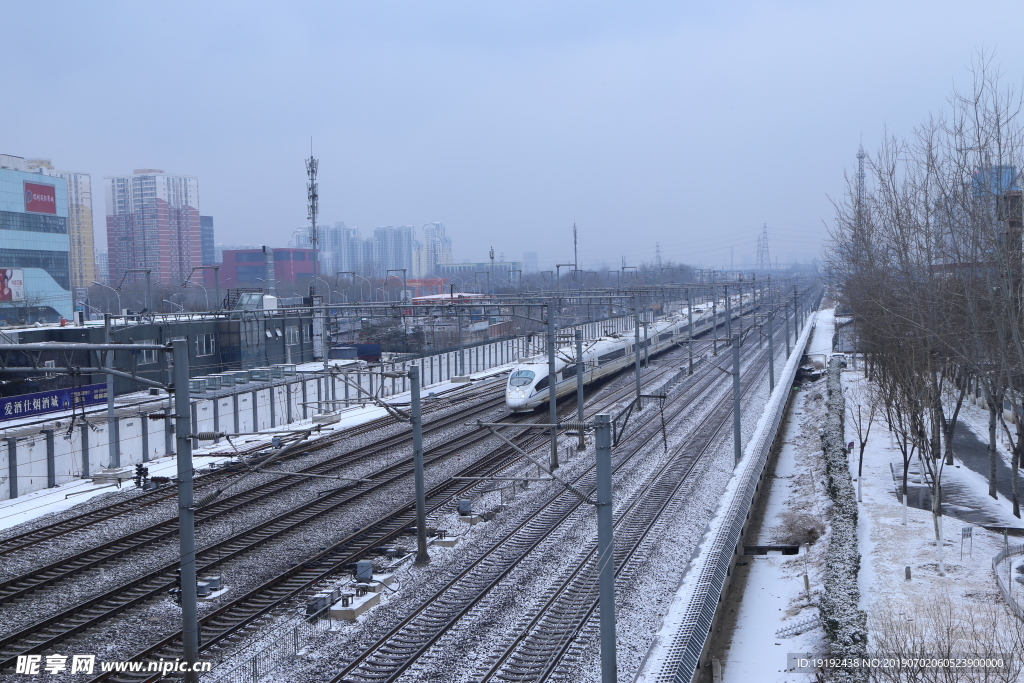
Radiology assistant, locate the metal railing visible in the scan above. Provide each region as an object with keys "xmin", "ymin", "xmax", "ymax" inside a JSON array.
[{"xmin": 993, "ymin": 543, "xmax": 1024, "ymax": 622}]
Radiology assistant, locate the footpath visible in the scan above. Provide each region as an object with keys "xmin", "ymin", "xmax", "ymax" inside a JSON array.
[{"xmin": 714, "ymin": 307, "xmax": 1024, "ymax": 683}]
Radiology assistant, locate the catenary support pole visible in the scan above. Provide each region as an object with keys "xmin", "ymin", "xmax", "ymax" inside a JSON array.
[
  {"xmin": 547, "ymin": 303, "xmax": 559, "ymax": 470},
  {"xmin": 785, "ymin": 302, "xmax": 791, "ymax": 358},
  {"xmin": 594, "ymin": 414, "xmax": 617, "ymax": 683},
  {"xmin": 457, "ymin": 308, "xmax": 465, "ymax": 376},
  {"xmin": 733, "ymin": 333, "xmax": 742, "ymax": 466},
  {"xmin": 712, "ymin": 294, "xmax": 718, "ymax": 357},
  {"xmin": 410, "ymin": 365, "xmax": 429, "ymax": 564},
  {"xmin": 768, "ymin": 310, "xmax": 775, "ymax": 392},
  {"xmin": 173, "ymin": 339, "xmax": 200, "ymax": 681},
  {"xmin": 793, "ymin": 284, "xmax": 799, "ymax": 336},
  {"xmin": 576, "ymin": 329, "xmax": 585, "ymax": 450},
  {"xmin": 633, "ymin": 296, "xmax": 642, "ymax": 406},
  {"xmin": 104, "ymin": 314, "xmax": 119, "ymax": 468},
  {"xmin": 686, "ymin": 288, "xmax": 694, "ymax": 374},
  {"xmin": 725, "ymin": 284, "xmax": 732, "ymax": 339}
]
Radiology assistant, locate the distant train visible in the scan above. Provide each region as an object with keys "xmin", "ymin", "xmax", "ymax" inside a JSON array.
[{"xmin": 505, "ymin": 306, "xmax": 718, "ymax": 412}]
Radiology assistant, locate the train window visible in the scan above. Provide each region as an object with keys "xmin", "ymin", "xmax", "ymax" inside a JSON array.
[
  {"xmin": 510, "ymin": 370, "xmax": 535, "ymax": 386},
  {"xmin": 534, "ymin": 376, "xmax": 549, "ymax": 392},
  {"xmin": 562, "ymin": 364, "xmax": 577, "ymax": 378},
  {"xmin": 598, "ymin": 348, "xmax": 626, "ymax": 364},
  {"xmin": 659, "ymin": 333, "xmax": 674, "ymax": 342}
]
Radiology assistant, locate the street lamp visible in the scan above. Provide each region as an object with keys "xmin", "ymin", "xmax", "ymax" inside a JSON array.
[
  {"xmin": 183, "ymin": 266, "xmax": 221, "ymax": 310},
  {"xmin": 91, "ymin": 281, "xmax": 121, "ymax": 314},
  {"xmin": 386, "ymin": 269, "xmax": 407, "ymax": 302},
  {"xmin": 255, "ymin": 277, "xmax": 280, "ymax": 295},
  {"xmin": 117, "ymin": 268, "xmax": 152, "ymax": 312},
  {"xmin": 162, "ymin": 299, "xmax": 184, "ymax": 313},
  {"xmin": 183, "ymin": 282, "xmax": 209, "ymax": 310}
]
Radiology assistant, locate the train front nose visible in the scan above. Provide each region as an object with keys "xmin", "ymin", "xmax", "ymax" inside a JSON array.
[{"xmin": 506, "ymin": 386, "xmax": 531, "ymax": 411}]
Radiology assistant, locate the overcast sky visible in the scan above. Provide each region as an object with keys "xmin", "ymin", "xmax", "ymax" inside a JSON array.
[{"xmin": 5, "ymin": 1, "xmax": 1024, "ymax": 271}]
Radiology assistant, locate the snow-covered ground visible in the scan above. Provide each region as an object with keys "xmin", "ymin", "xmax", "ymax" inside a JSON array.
[{"xmin": 716, "ymin": 306, "xmax": 1024, "ymax": 683}]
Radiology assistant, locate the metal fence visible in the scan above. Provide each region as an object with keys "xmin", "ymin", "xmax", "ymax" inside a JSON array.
[
  {"xmin": 204, "ymin": 606, "xmax": 339, "ymax": 683},
  {"xmin": 993, "ymin": 543, "xmax": 1024, "ymax": 622}
]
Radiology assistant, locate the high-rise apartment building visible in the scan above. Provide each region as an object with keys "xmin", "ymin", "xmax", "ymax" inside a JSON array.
[
  {"xmin": 296, "ymin": 221, "xmax": 455, "ymax": 280},
  {"xmin": 0, "ymin": 154, "xmax": 73, "ymax": 321},
  {"xmin": 200, "ymin": 215, "xmax": 216, "ymax": 265},
  {"xmin": 422, "ymin": 222, "xmax": 453, "ymax": 274},
  {"xmin": 26, "ymin": 159, "xmax": 96, "ymax": 290},
  {"xmin": 523, "ymin": 251, "xmax": 538, "ymax": 273},
  {"xmin": 94, "ymin": 249, "xmax": 108, "ymax": 284},
  {"xmin": 105, "ymin": 169, "xmax": 200, "ymax": 286},
  {"xmin": 374, "ymin": 225, "xmax": 414, "ymax": 279}
]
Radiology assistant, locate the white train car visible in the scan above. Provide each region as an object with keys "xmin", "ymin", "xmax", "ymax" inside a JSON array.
[{"xmin": 505, "ymin": 306, "xmax": 717, "ymax": 412}]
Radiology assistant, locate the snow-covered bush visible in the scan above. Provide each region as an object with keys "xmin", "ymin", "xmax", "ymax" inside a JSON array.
[{"xmin": 818, "ymin": 357, "xmax": 869, "ymax": 680}]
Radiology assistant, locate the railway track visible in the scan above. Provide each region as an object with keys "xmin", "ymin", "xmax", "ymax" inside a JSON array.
[
  {"xmin": 476, "ymin": 325, "xmax": 780, "ymax": 682},
  {"xmin": 81, "ymin": 322, "xmax": 734, "ymax": 683},
  {"xmin": 0, "ymin": 304, "xmax": 759, "ymax": 679},
  {"xmin": 0, "ymin": 382, "xmax": 492, "ymax": 559},
  {"xmin": 0, "ymin": 325, "xmax": 694, "ymax": 678},
  {"xmin": 0, "ymin": 386, "xmax": 508, "ymax": 607},
  {"xmin": 322, "ymin": 316, "xmax": 772, "ymax": 683},
  {"xmin": 0, "ymin": 388, "xmax": 524, "ymax": 671}
]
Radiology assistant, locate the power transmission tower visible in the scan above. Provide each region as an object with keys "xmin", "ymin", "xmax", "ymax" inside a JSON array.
[
  {"xmin": 306, "ymin": 141, "xmax": 319, "ymax": 296},
  {"xmin": 755, "ymin": 223, "xmax": 770, "ymax": 271},
  {"xmin": 655, "ymin": 242, "xmax": 662, "ymax": 268},
  {"xmin": 573, "ymin": 222, "xmax": 579, "ymax": 274},
  {"xmin": 856, "ymin": 145, "xmax": 866, "ymax": 232}
]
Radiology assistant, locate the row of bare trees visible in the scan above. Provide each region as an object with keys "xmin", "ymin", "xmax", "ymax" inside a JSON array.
[{"xmin": 828, "ymin": 56, "xmax": 1024, "ymax": 538}]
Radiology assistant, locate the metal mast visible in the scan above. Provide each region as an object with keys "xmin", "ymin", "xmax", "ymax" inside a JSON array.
[
  {"xmin": 756, "ymin": 223, "xmax": 770, "ymax": 271},
  {"xmin": 856, "ymin": 145, "xmax": 866, "ymax": 233},
  {"xmin": 306, "ymin": 141, "xmax": 319, "ymax": 297}
]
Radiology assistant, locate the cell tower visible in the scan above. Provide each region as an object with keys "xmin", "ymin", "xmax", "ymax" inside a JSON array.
[{"xmin": 305, "ymin": 141, "xmax": 319, "ymax": 296}]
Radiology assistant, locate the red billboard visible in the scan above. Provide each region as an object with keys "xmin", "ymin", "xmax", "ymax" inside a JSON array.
[{"xmin": 24, "ymin": 182, "xmax": 57, "ymax": 214}]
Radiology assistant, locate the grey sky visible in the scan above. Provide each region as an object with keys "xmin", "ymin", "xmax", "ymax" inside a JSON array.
[{"xmin": 4, "ymin": 1, "xmax": 1024, "ymax": 270}]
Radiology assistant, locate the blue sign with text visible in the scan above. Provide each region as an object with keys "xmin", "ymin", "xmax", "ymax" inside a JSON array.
[{"xmin": 0, "ymin": 384, "xmax": 107, "ymax": 422}]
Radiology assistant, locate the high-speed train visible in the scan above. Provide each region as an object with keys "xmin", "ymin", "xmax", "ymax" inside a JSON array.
[{"xmin": 505, "ymin": 305, "xmax": 721, "ymax": 412}]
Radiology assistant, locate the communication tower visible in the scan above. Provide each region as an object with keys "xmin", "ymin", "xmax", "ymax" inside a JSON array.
[{"xmin": 305, "ymin": 141, "xmax": 319, "ymax": 296}]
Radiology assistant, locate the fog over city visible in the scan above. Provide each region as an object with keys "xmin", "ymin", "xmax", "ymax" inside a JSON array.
[{"xmin": 4, "ymin": 1, "xmax": 1024, "ymax": 268}]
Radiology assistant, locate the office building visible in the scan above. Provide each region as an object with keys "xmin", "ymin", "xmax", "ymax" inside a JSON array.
[
  {"xmin": 26, "ymin": 159, "xmax": 96, "ymax": 291},
  {"xmin": 219, "ymin": 247, "xmax": 315, "ymax": 289},
  {"xmin": 105, "ymin": 169, "xmax": 201, "ymax": 286},
  {"xmin": 200, "ymin": 215, "xmax": 216, "ymax": 265},
  {"xmin": 0, "ymin": 154, "xmax": 73, "ymax": 321}
]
